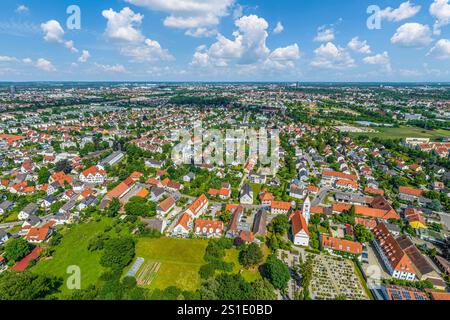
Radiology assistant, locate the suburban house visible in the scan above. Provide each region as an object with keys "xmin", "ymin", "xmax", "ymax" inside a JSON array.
[
  {"xmin": 240, "ymin": 184, "xmax": 253, "ymax": 205},
  {"xmin": 404, "ymin": 208, "xmax": 427, "ymax": 229},
  {"xmin": 259, "ymin": 192, "xmax": 274, "ymax": 206},
  {"xmin": 172, "ymin": 212, "xmax": 192, "ymax": 237},
  {"xmin": 399, "ymin": 186, "xmax": 424, "ymax": 202},
  {"xmin": 150, "ymin": 187, "xmax": 166, "ymax": 201},
  {"xmin": 145, "ymin": 158, "xmax": 165, "ymax": 169},
  {"xmin": 271, "ymin": 201, "xmax": 292, "ymax": 215},
  {"xmin": 157, "ymin": 196, "xmax": 176, "ymax": 217},
  {"xmin": 291, "ymin": 210, "xmax": 309, "ymax": 247},
  {"xmin": 185, "ymin": 194, "xmax": 209, "ymax": 218},
  {"xmin": 194, "ymin": 219, "xmax": 224, "ymax": 238},
  {"xmin": 18, "ymin": 203, "xmax": 39, "ymax": 220},
  {"xmin": 321, "ymin": 235, "xmax": 363, "ymax": 259},
  {"xmin": 335, "ymin": 179, "xmax": 359, "ymax": 192},
  {"xmin": 24, "ymin": 224, "xmax": 53, "ymax": 243},
  {"xmin": 0, "ymin": 229, "xmax": 9, "ymax": 244},
  {"xmin": 49, "ymin": 171, "xmax": 72, "ymax": 187},
  {"xmin": 79, "ymin": 165, "xmax": 106, "ymax": 184},
  {"xmin": 321, "ymin": 170, "xmax": 358, "ymax": 187},
  {"xmin": 0, "ymin": 200, "xmax": 13, "ymax": 215},
  {"xmin": 183, "ymin": 172, "xmax": 195, "ymax": 182}
]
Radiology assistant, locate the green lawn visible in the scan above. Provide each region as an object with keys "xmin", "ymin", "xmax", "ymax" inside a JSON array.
[
  {"xmin": 32, "ymin": 219, "xmax": 112, "ymax": 295},
  {"xmin": 134, "ymin": 237, "xmax": 208, "ymax": 292},
  {"xmin": 223, "ymin": 248, "xmax": 263, "ymax": 283},
  {"xmin": 349, "ymin": 126, "xmax": 450, "ymax": 140}
]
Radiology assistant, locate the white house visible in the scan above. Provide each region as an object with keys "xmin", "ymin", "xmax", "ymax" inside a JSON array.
[
  {"xmin": 240, "ymin": 184, "xmax": 253, "ymax": 205},
  {"xmin": 172, "ymin": 213, "xmax": 192, "ymax": 237},
  {"xmin": 194, "ymin": 219, "xmax": 223, "ymax": 238},
  {"xmin": 18, "ymin": 203, "xmax": 38, "ymax": 220},
  {"xmin": 79, "ymin": 165, "xmax": 106, "ymax": 184}
]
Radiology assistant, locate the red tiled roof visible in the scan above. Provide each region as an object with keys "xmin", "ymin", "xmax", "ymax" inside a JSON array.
[
  {"xmin": 321, "ymin": 235, "xmax": 362, "ymax": 255},
  {"xmin": 176, "ymin": 212, "xmax": 192, "ymax": 230},
  {"xmin": 291, "ymin": 211, "xmax": 309, "ymax": 236},
  {"xmin": 364, "ymin": 187, "xmax": 385, "ymax": 196},
  {"xmin": 187, "ymin": 194, "xmax": 208, "ymax": 216},
  {"xmin": 195, "ymin": 219, "xmax": 223, "ymax": 232},
  {"xmin": 12, "ymin": 247, "xmax": 43, "ymax": 271},
  {"xmin": 399, "ymin": 186, "xmax": 423, "ymax": 197},
  {"xmin": 25, "ymin": 226, "xmax": 51, "ymax": 242},
  {"xmin": 81, "ymin": 165, "xmax": 106, "ymax": 178},
  {"xmin": 322, "ymin": 170, "xmax": 357, "ymax": 181},
  {"xmin": 158, "ymin": 197, "xmax": 175, "ymax": 212},
  {"xmin": 271, "ymin": 201, "xmax": 292, "ymax": 211}
]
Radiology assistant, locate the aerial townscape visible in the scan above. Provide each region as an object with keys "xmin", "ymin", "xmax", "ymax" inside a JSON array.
[
  {"xmin": 0, "ymin": 0, "xmax": 449, "ymax": 305},
  {"xmin": 0, "ymin": 82, "xmax": 449, "ymax": 301}
]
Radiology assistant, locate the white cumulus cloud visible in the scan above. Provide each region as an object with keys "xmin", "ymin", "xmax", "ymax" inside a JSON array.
[
  {"xmin": 78, "ymin": 50, "xmax": 91, "ymax": 63},
  {"xmin": 102, "ymin": 7, "xmax": 173, "ymax": 62},
  {"xmin": 379, "ymin": 1, "xmax": 421, "ymax": 22},
  {"xmin": 36, "ymin": 58, "xmax": 55, "ymax": 72},
  {"xmin": 391, "ymin": 23, "xmax": 432, "ymax": 47},
  {"xmin": 125, "ymin": 0, "xmax": 234, "ymax": 37},
  {"xmin": 427, "ymin": 39, "xmax": 450, "ymax": 59},
  {"xmin": 94, "ymin": 63, "xmax": 127, "ymax": 73},
  {"xmin": 273, "ymin": 22, "xmax": 284, "ymax": 34},
  {"xmin": 429, "ymin": 0, "xmax": 450, "ymax": 35},
  {"xmin": 347, "ymin": 37, "xmax": 371, "ymax": 54},
  {"xmin": 16, "ymin": 5, "xmax": 29, "ymax": 14},
  {"xmin": 41, "ymin": 20, "xmax": 78, "ymax": 53},
  {"xmin": 311, "ymin": 42, "xmax": 355, "ymax": 69},
  {"xmin": 314, "ymin": 26, "xmax": 334, "ymax": 42},
  {"xmin": 191, "ymin": 15, "xmax": 299, "ymax": 71}
]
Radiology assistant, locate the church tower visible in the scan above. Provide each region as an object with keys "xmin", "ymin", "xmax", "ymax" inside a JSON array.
[{"xmin": 302, "ymin": 196, "xmax": 311, "ymax": 224}]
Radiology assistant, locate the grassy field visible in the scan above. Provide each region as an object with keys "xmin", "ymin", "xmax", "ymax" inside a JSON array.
[
  {"xmin": 349, "ymin": 126, "xmax": 450, "ymax": 140},
  {"xmin": 32, "ymin": 219, "xmax": 112, "ymax": 295},
  {"xmin": 223, "ymin": 248, "xmax": 262, "ymax": 282},
  {"xmin": 134, "ymin": 237, "xmax": 208, "ymax": 292}
]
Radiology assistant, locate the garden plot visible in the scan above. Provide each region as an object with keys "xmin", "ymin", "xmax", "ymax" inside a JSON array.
[{"xmin": 136, "ymin": 261, "xmax": 161, "ymax": 286}]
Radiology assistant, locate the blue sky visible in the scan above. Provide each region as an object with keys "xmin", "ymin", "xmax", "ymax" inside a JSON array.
[{"xmin": 0, "ymin": 0, "xmax": 450, "ymax": 81}]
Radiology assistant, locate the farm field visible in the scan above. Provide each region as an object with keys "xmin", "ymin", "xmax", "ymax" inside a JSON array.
[
  {"xmin": 32, "ymin": 219, "xmax": 112, "ymax": 295},
  {"xmin": 349, "ymin": 125, "xmax": 450, "ymax": 140},
  {"xmin": 134, "ymin": 237, "xmax": 208, "ymax": 292}
]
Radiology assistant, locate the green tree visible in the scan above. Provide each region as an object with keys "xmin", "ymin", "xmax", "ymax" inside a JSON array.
[
  {"xmin": 271, "ymin": 214, "xmax": 290, "ymax": 235},
  {"xmin": 37, "ymin": 167, "xmax": 51, "ymax": 184},
  {"xmin": 107, "ymin": 198, "xmax": 121, "ymax": 217},
  {"xmin": 262, "ymin": 255, "xmax": 290, "ymax": 290},
  {"xmin": 250, "ymin": 278, "xmax": 277, "ymax": 300},
  {"xmin": 4, "ymin": 238, "xmax": 33, "ymax": 263},
  {"xmin": 238, "ymin": 243, "xmax": 263, "ymax": 269},
  {"xmin": 0, "ymin": 271, "xmax": 62, "ymax": 300},
  {"xmin": 100, "ymin": 237, "xmax": 135, "ymax": 270},
  {"xmin": 354, "ymin": 224, "xmax": 374, "ymax": 243}
]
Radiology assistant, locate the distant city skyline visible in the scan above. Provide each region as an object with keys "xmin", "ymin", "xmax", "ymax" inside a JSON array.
[{"xmin": 0, "ymin": 0, "xmax": 450, "ymax": 82}]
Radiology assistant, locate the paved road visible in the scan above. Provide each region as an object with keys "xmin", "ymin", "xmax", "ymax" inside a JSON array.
[
  {"xmin": 436, "ymin": 211, "xmax": 450, "ymax": 230},
  {"xmin": 0, "ymin": 221, "xmax": 22, "ymax": 230},
  {"xmin": 181, "ymin": 193, "xmax": 266, "ymax": 211},
  {"xmin": 312, "ymin": 187, "xmax": 332, "ymax": 206}
]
